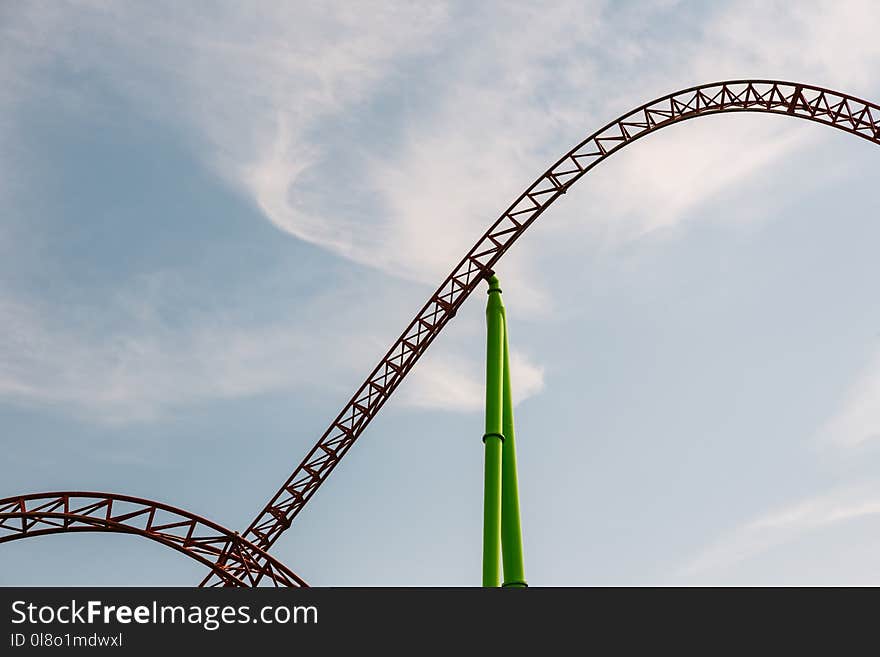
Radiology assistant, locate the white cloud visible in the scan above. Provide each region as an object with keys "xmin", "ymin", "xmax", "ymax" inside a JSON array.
[
  {"xmin": 4, "ymin": 1, "xmax": 880, "ymax": 421},
  {"xmin": 1, "ymin": 1, "xmax": 451, "ymax": 253},
  {"xmin": 0, "ymin": 289, "xmax": 366, "ymax": 424},
  {"xmin": 6, "ymin": 0, "xmax": 880, "ymax": 288},
  {"xmin": 529, "ymin": 0, "xmax": 880, "ymax": 250},
  {"xmin": 696, "ymin": 0, "xmax": 880, "ymax": 90},
  {"xmin": 817, "ymin": 349, "xmax": 880, "ymax": 448},
  {"xmin": 564, "ymin": 115, "xmax": 817, "ymax": 245},
  {"xmin": 400, "ymin": 346, "xmax": 545, "ymax": 412},
  {"xmin": 681, "ymin": 483, "xmax": 880, "ymax": 577},
  {"xmin": 0, "ymin": 282, "xmax": 545, "ymax": 423}
]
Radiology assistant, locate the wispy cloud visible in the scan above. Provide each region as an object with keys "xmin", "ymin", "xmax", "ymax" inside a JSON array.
[
  {"xmin": 6, "ymin": 1, "xmax": 880, "ymax": 285},
  {"xmin": 4, "ymin": 1, "xmax": 880, "ymax": 423},
  {"xmin": 400, "ymin": 346, "xmax": 544, "ymax": 412},
  {"xmin": 695, "ymin": 0, "xmax": 880, "ymax": 90},
  {"xmin": 0, "ymin": 286, "xmax": 370, "ymax": 424},
  {"xmin": 0, "ymin": 282, "xmax": 543, "ymax": 423},
  {"xmin": 817, "ymin": 349, "xmax": 880, "ymax": 448},
  {"xmin": 681, "ymin": 483, "xmax": 880, "ymax": 577}
]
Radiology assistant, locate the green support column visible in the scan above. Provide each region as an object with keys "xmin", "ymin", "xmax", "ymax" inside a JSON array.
[
  {"xmin": 500, "ymin": 305, "xmax": 527, "ymax": 588},
  {"xmin": 482, "ymin": 275, "xmax": 505, "ymax": 587}
]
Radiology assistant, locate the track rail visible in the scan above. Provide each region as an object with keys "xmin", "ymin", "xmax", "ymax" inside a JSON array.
[
  {"xmin": 206, "ymin": 79, "xmax": 880, "ymax": 586},
  {"xmin": 0, "ymin": 492, "xmax": 306, "ymax": 587}
]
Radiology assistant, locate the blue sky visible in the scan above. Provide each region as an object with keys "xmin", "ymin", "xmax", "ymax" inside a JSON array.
[{"xmin": 3, "ymin": 0, "xmax": 880, "ymax": 585}]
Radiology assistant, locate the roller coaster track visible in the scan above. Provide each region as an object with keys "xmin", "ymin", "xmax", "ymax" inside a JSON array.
[
  {"xmin": 203, "ymin": 79, "xmax": 880, "ymax": 586},
  {"xmin": 0, "ymin": 492, "xmax": 306, "ymax": 587},
  {"xmin": 3, "ymin": 80, "xmax": 879, "ymax": 586}
]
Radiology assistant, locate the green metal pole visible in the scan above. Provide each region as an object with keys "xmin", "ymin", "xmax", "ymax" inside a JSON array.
[
  {"xmin": 482, "ymin": 274, "xmax": 505, "ymax": 587},
  {"xmin": 500, "ymin": 305, "xmax": 527, "ymax": 587}
]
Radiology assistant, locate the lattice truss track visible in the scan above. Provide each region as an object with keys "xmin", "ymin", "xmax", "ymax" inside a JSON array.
[{"xmin": 0, "ymin": 492, "xmax": 306, "ymax": 587}]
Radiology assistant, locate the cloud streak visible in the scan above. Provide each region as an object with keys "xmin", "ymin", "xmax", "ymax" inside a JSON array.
[
  {"xmin": 6, "ymin": 0, "xmax": 880, "ymax": 286},
  {"xmin": 681, "ymin": 483, "xmax": 880, "ymax": 577},
  {"xmin": 0, "ymin": 288, "xmax": 356, "ymax": 424},
  {"xmin": 0, "ymin": 275, "xmax": 539, "ymax": 424},
  {"xmin": 4, "ymin": 1, "xmax": 880, "ymax": 423},
  {"xmin": 818, "ymin": 349, "xmax": 880, "ymax": 449},
  {"xmin": 400, "ymin": 346, "xmax": 544, "ymax": 412}
]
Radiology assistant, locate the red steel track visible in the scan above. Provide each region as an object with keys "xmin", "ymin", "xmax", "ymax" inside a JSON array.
[
  {"xmin": 205, "ymin": 79, "xmax": 880, "ymax": 586},
  {"xmin": 0, "ymin": 492, "xmax": 306, "ymax": 587},
  {"xmin": 2, "ymin": 80, "xmax": 879, "ymax": 586}
]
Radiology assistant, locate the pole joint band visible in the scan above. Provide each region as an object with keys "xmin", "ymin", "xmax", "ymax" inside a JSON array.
[{"xmin": 482, "ymin": 432, "xmax": 505, "ymax": 444}]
